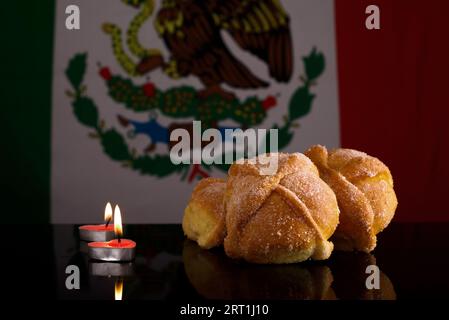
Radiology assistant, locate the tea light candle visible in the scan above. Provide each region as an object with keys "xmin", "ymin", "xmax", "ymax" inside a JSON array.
[
  {"xmin": 88, "ymin": 205, "xmax": 136, "ymax": 262},
  {"xmin": 79, "ymin": 202, "xmax": 114, "ymax": 242}
]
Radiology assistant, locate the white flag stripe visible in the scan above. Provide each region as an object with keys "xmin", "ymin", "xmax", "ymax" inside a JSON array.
[{"xmin": 51, "ymin": 0, "xmax": 340, "ymax": 223}]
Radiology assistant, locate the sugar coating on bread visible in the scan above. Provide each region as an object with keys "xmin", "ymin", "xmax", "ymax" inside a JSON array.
[
  {"xmin": 183, "ymin": 178, "xmax": 226, "ymax": 249},
  {"xmin": 224, "ymin": 153, "xmax": 340, "ymax": 264},
  {"xmin": 305, "ymin": 145, "xmax": 398, "ymax": 252}
]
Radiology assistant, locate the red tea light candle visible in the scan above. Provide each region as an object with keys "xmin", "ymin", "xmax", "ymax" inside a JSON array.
[
  {"xmin": 88, "ymin": 205, "xmax": 136, "ymax": 262},
  {"xmin": 79, "ymin": 202, "xmax": 114, "ymax": 242}
]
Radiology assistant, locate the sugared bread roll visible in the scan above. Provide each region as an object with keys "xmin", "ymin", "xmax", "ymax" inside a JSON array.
[
  {"xmin": 305, "ymin": 145, "xmax": 398, "ymax": 252},
  {"xmin": 182, "ymin": 178, "xmax": 226, "ymax": 249},
  {"xmin": 224, "ymin": 153, "xmax": 340, "ymax": 264}
]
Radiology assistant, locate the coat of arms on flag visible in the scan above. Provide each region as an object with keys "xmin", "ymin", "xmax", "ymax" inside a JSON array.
[{"xmin": 52, "ymin": 0, "xmax": 340, "ymax": 222}]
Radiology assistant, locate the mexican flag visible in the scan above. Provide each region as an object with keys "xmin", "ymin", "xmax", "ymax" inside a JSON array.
[{"xmin": 3, "ymin": 0, "xmax": 449, "ymax": 223}]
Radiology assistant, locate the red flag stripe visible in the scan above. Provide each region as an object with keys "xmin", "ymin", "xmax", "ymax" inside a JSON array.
[{"xmin": 335, "ymin": 0, "xmax": 449, "ymax": 221}]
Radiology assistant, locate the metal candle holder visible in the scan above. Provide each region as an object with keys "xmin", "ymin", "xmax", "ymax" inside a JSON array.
[
  {"xmin": 79, "ymin": 226, "xmax": 115, "ymax": 242},
  {"xmin": 88, "ymin": 240, "xmax": 136, "ymax": 262}
]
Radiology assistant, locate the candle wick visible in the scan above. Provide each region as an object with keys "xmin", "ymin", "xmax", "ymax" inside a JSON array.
[
  {"xmin": 118, "ymin": 236, "xmax": 121, "ymax": 244},
  {"xmin": 105, "ymin": 218, "xmax": 111, "ymax": 228}
]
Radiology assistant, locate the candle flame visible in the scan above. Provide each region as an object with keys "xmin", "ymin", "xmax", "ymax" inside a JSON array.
[
  {"xmin": 104, "ymin": 202, "xmax": 113, "ymax": 222},
  {"xmin": 114, "ymin": 205, "xmax": 123, "ymax": 238},
  {"xmin": 114, "ymin": 279, "xmax": 123, "ymax": 301}
]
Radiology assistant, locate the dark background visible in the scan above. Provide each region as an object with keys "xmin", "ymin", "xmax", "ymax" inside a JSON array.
[{"xmin": 1, "ymin": 1, "xmax": 54, "ymax": 223}]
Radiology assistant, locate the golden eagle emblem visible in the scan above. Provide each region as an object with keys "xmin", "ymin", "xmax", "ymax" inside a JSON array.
[{"xmin": 136, "ymin": 0, "xmax": 293, "ymax": 100}]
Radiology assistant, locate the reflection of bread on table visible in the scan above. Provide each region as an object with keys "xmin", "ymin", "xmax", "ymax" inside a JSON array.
[
  {"xmin": 183, "ymin": 240, "xmax": 336, "ymax": 300},
  {"xmin": 330, "ymin": 252, "xmax": 396, "ymax": 300},
  {"xmin": 183, "ymin": 178, "xmax": 226, "ymax": 249},
  {"xmin": 305, "ymin": 146, "xmax": 398, "ymax": 252}
]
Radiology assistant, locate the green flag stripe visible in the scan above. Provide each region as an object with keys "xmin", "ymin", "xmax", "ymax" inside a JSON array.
[{"xmin": 1, "ymin": 0, "xmax": 55, "ymax": 223}]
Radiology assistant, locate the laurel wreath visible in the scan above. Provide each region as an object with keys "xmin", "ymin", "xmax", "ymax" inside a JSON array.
[
  {"xmin": 65, "ymin": 48, "xmax": 325, "ymax": 179},
  {"xmin": 105, "ymin": 75, "xmax": 269, "ymax": 127}
]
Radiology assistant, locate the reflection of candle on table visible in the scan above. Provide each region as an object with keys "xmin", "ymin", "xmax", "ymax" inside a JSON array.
[
  {"xmin": 89, "ymin": 262, "xmax": 134, "ymax": 277},
  {"xmin": 79, "ymin": 203, "xmax": 114, "ymax": 242},
  {"xmin": 115, "ymin": 279, "xmax": 124, "ymax": 301},
  {"xmin": 88, "ymin": 205, "xmax": 136, "ymax": 262}
]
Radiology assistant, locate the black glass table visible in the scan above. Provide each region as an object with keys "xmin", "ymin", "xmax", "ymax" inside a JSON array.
[{"xmin": 5, "ymin": 223, "xmax": 449, "ymax": 300}]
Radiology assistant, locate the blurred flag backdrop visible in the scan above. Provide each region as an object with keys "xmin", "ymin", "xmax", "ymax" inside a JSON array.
[{"xmin": 2, "ymin": 0, "xmax": 449, "ymax": 223}]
